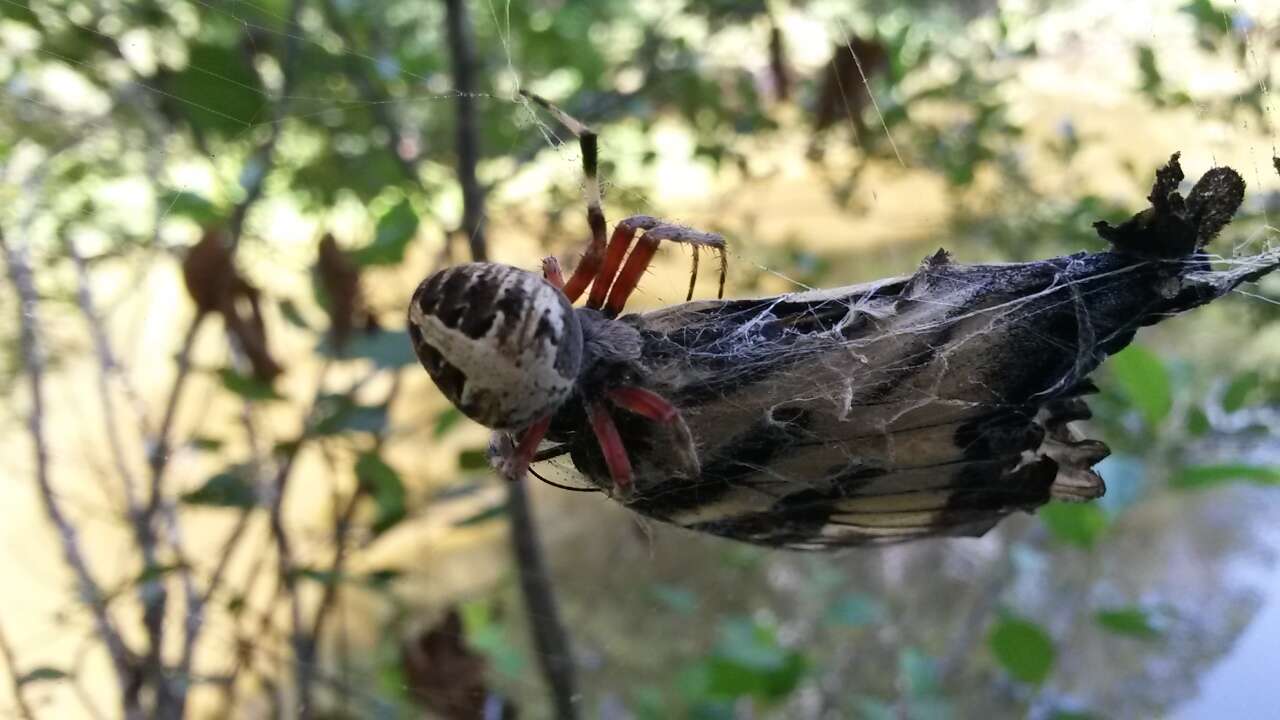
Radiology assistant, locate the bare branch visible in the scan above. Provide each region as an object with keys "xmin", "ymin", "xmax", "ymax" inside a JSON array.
[
  {"xmin": 440, "ymin": 0, "xmax": 578, "ymax": 714},
  {"xmin": 0, "ymin": 621, "xmax": 36, "ymax": 720},
  {"xmin": 444, "ymin": 0, "xmax": 488, "ymax": 262},
  {"xmin": 1, "ymin": 229, "xmax": 141, "ymax": 719}
]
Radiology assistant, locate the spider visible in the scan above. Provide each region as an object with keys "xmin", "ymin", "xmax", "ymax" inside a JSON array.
[{"xmin": 408, "ymin": 92, "xmax": 725, "ymax": 495}]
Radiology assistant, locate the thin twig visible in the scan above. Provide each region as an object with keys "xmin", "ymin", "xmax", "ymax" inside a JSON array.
[
  {"xmin": 506, "ymin": 478, "xmax": 580, "ymax": 719},
  {"xmin": 309, "ymin": 372, "xmax": 403, "ymax": 646},
  {"xmin": 445, "ymin": 0, "xmax": 488, "ymax": 261},
  {"xmin": 138, "ymin": 0, "xmax": 307, "ymax": 713},
  {"xmin": 1, "ymin": 230, "xmax": 141, "ymax": 720},
  {"xmin": 442, "ymin": 0, "xmax": 579, "ymax": 715},
  {"xmin": 226, "ymin": 0, "xmax": 308, "ymax": 248},
  {"xmin": 268, "ymin": 358, "xmax": 334, "ymax": 719},
  {"xmin": 173, "ymin": 400, "xmax": 262, "ymax": 691},
  {"xmin": 0, "ymin": 621, "xmax": 35, "ymax": 720}
]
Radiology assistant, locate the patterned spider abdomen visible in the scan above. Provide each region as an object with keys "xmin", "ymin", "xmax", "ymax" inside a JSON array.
[{"xmin": 408, "ymin": 262, "xmax": 583, "ymax": 430}]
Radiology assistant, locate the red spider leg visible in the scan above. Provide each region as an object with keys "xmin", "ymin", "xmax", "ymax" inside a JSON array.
[
  {"xmin": 587, "ymin": 400, "xmax": 633, "ymax": 493},
  {"xmin": 585, "ymin": 215, "xmax": 662, "ymax": 310},
  {"xmin": 507, "ymin": 416, "xmax": 552, "ymax": 481},
  {"xmin": 608, "ymin": 386, "xmax": 678, "ymax": 422},
  {"xmin": 604, "ymin": 224, "xmax": 725, "ymax": 316}
]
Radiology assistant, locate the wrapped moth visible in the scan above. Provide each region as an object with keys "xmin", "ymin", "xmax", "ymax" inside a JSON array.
[{"xmin": 409, "ymin": 114, "xmax": 1280, "ymax": 549}]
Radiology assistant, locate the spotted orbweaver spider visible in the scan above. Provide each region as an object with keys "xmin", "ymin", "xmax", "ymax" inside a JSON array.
[{"xmin": 407, "ymin": 93, "xmax": 726, "ymax": 495}]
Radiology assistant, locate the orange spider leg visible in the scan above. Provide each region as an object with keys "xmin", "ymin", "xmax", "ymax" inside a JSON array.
[
  {"xmin": 584, "ymin": 216, "xmax": 661, "ymax": 310},
  {"xmin": 603, "ymin": 224, "xmax": 726, "ymax": 317},
  {"xmin": 603, "ymin": 236, "xmax": 661, "ymax": 317}
]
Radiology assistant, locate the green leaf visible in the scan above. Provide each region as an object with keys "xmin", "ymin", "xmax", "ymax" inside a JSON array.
[
  {"xmin": 312, "ymin": 394, "xmax": 388, "ymax": 435},
  {"xmin": 356, "ymin": 452, "xmax": 406, "ymax": 535},
  {"xmin": 700, "ymin": 618, "xmax": 808, "ymax": 702},
  {"xmin": 899, "ymin": 648, "xmax": 942, "ymax": 698},
  {"xmin": 190, "ymin": 436, "xmax": 223, "ymax": 452},
  {"xmin": 279, "ymin": 299, "xmax": 312, "ymax": 330},
  {"xmin": 989, "ymin": 615, "xmax": 1055, "ymax": 685},
  {"xmin": 318, "ymin": 328, "xmax": 416, "ymax": 368},
  {"xmin": 1170, "ymin": 464, "xmax": 1280, "ymax": 490},
  {"xmin": 19, "ymin": 667, "xmax": 69, "ymax": 684},
  {"xmin": 134, "ymin": 562, "xmax": 185, "ymax": 586},
  {"xmin": 1050, "ymin": 711, "xmax": 1101, "ymax": 720},
  {"xmin": 650, "ymin": 584, "xmax": 699, "ymax": 614},
  {"xmin": 1038, "ymin": 501, "xmax": 1107, "ymax": 549},
  {"xmin": 1185, "ymin": 406, "xmax": 1211, "ymax": 436},
  {"xmin": 453, "ymin": 501, "xmax": 507, "ymax": 527},
  {"xmin": 1222, "ymin": 371, "xmax": 1260, "ymax": 412},
  {"xmin": 217, "ymin": 368, "xmax": 283, "ymax": 401},
  {"xmin": 181, "ymin": 470, "xmax": 257, "ymax": 508},
  {"xmin": 433, "ymin": 407, "xmax": 465, "ymax": 438},
  {"xmin": 352, "ymin": 199, "xmax": 419, "ymax": 266},
  {"xmin": 852, "ymin": 697, "xmax": 897, "ymax": 720},
  {"xmin": 458, "ymin": 448, "xmax": 490, "ymax": 471},
  {"xmin": 460, "ymin": 599, "xmax": 525, "ymax": 677},
  {"xmin": 1094, "ymin": 607, "xmax": 1162, "ymax": 640},
  {"xmin": 1107, "ymin": 345, "xmax": 1172, "ymax": 428},
  {"xmin": 167, "ymin": 40, "xmax": 266, "ymax": 137},
  {"xmin": 158, "ymin": 190, "xmax": 222, "ymax": 224},
  {"xmin": 826, "ymin": 593, "xmax": 884, "ymax": 628},
  {"xmin": 292, "ymin": 567, "xmax": 343, "ymax": 585}
]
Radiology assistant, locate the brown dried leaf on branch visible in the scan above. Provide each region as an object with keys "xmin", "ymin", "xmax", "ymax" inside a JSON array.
[
  {"xmin": 316, "ymin": 233, "xmax": 379, "ymax": 350},
  {"xmin": 181, "ymin": 229, "xmax": 283, "ymax": 381},
  {"xmin": 401, "ymin": 608, "xmax": 516, "ymax": 720}
]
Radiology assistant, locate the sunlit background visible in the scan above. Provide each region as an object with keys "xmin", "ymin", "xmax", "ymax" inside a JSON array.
[{"xmin": 2, "ymin": 0, "xmax": 1280, "ymax": 718}]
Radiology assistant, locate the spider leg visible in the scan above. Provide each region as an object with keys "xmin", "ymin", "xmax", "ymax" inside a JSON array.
[
  {"xmin": 607, "ymin": 386, "xmax": 702, "ymax": 484},
  {"xmin": 541, "ymin": 256, "xmax": 566, "ymax": 288},
  {"xmin": 607, "ymin": 385, "xmax": 678, "ymax": 422},
  {"xmin": 507, "ymin": 416, "xmax": 552, "ymax": 481},
  {"xmin": 560, "ymin": 133, "xmax": 612, "ymax": 302},
  {"xmin": 603, "ymin": 222, "xmax": 725, "ymax": 317},
  {"xmin": 587, "ymin": 399, "xmax": 633, "ymax": 494},
  {"xmin": 585, "ymin": 215, "xmax": 663, "ymax": 310},
  {"xmin": 686, "ymin": 247, "xmax": 700, "ymax": 302},
  {"xmin": 521, "ymin": 92, "xmax": 728, "ymax": 310}
]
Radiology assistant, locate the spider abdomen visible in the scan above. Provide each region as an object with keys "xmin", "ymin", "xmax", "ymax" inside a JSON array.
[{"xmin": 408, "ymin": 262, "xmax": 583, "ymax": 430}]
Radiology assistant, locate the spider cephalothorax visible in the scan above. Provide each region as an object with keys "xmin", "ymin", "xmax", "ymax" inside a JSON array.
[{"xmin": 408, "ymin": 94, "xmax": 722, "ymax": 494}]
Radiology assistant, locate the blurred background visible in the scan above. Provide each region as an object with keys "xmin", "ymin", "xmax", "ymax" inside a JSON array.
[{"xmin": 2, "ymin": 0, "xmax": 1280, "ymax": 718}]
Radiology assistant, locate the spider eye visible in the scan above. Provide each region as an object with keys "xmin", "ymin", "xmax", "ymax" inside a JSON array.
[{"xmin": 408, "ymin": 262, "xmax": 583, "ymax": 430}]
